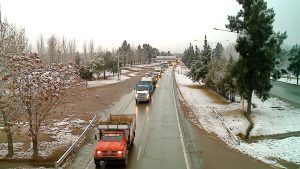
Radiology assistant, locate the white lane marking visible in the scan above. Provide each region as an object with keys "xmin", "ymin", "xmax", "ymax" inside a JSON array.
[
  {"xmin": 147, "ymin": 113, "xmax": 150, "ymax": 122},
  {"xmin": 137, "ymin": 146, "xmax": 142, "ymax": 160},
  {"xmin": 172, "ymin": 73, "xmax": 191, "ymax": 169}
]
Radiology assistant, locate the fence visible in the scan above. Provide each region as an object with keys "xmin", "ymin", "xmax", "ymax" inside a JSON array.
[
  {"xmin": 212, "ymin": 108, "xmax": 240, "ymax": 145},
  {"xmin": 54, "ymin": 115, "xmax": 97, "ymax": 169}
]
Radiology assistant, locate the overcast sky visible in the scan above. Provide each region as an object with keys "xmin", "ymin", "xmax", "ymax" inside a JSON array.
[{"xmin": 0, "ymin": 0, "xmax": 299, "ymax": 53}]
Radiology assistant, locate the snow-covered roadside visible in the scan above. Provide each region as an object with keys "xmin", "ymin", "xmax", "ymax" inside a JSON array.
[
  {"xmin": 277, "ymin": 77, "xmax": 299, "ymax": 85},
  {"xmin": 87, "ymin": 75, "xmax": 130, "ymax": 88},
  {"xmin": 175, "ymin": 63, "xmax": 300, "ymax": 168},
  {"xmin": 0, "ymin": 118, "xmax": 88, "ymax": 159}
]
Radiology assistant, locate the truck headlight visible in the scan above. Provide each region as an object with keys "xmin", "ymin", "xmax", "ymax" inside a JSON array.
[
  {"xmin": 135, "ymin": 94, "xmax": 138, "ymax": 98},
  {"xmin": 96, "ymin": 151, "xmax": 102, "ymax": 156},
  {"xmin": 117, "ymin": 150, "xmax": 122, "ymax": 155}
]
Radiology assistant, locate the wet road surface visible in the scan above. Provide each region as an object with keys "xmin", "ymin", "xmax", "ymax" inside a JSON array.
[
  {"xmin": 68, "ymin": 67, "xmax": 272, "ymax": 169},
  {"xmin": 270, "ymin": 81, "xmax": 300, "ymax": 106}
]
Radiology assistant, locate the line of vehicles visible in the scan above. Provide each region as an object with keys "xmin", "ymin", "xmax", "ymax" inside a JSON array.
[
  {"xmin": 134, "ymin": 62, "xmax": 169, "ymax": 104},
  {"xmin": 93, "ymin": 62, "xmax": 172, "ymax": 168}
]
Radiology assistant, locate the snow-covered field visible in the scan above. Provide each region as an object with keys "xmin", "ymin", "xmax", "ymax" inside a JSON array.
[
  {"xmin": 175, "ymin": 64, "xmax": 300, "ymax": 168},
  {"xmin": 87, "ymin": 75, "xmax": 130, "ymax": 88}
]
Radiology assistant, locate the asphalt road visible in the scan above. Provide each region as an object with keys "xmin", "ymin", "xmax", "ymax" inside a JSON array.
[
  {"xmin": 270, "ymin": 80, "xmax": 300, "ymax": 105},
  {"xmin": 68, "ymin": 66, "xmax": 272, "ymax": 169}
]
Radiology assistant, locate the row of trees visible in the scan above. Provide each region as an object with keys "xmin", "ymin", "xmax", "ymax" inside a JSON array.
[
  {"xmin": 183, "ymin": 0, "xmax": 300, "ymax": 114},
  {"xmin": 1, "ymin": 17, "xmax": 86, "ymax": 158},
  {"xmin": 34, "ymin": 35, "xmax": 168, "ymax": 68},
  {"xmin": 79, "ymin": 40, "xmax": 163, "ymax": 80},
  {"xmin": 34, "ymin": 37, "xmax": 167, "ymax": 81},
  {"xmin": 183, "ymin": 35, "xmax": 236, "ymax": 101}
]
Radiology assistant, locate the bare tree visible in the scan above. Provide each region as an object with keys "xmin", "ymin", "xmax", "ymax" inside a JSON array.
[
  {"xmin": 0, "ymin": 18, "xmax": 28, "ymax": 157},
  {"xmin": 47, "ymin": 35, "xmax": 58, "ymax": 65},
  {"xmin": 61, "ymin": 36, "xmax": 68, "ymax": 62},
  {"xmin": 83, "ymin": 40, "xmax": 87, "ymax": 65},
  {"xmin": 36, "ymin": 34, "xmax": 45, "ymax": 58},
  {"xmin": 89, "ymin": 39, "xmax": 95, "ymax": 58},
  {"xmin": 68, "ymin": 38, "xmax": 76, "ymax": 61},
  {"xmin": 6, "ymin": 53, "xmax": 86, "ymax": 158}
]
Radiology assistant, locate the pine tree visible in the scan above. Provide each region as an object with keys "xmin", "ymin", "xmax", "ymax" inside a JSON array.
[
  {"xmin": 212, "ymin": 43, "xmax": 224, "ymax": 59},
  {"xmin": 189, "ymin": 35, "xmax": 212, "ymax": 82},
  {"xmin": 117, "ymin": 40, "xmax": 131, "ymax": 66},
  {"xmin": 226, "ymin": 0, "xmax": 287, "ymax": 113},
  {"xmin": 288, "ymin": 44, "xmax": 300, "ymax": 84}
]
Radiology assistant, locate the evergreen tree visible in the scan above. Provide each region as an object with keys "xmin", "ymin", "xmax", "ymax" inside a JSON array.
[
  {"xmin": 187, "ymin": 43, "xmax": 195, "ymax": 68},
  {"xmin": 226, "ymin": 0, "xmax": 287, "ymax": 113},
  {"xmin": 189, "ymin": 35, "xmax": 212, "ymax": 82},
  {"xmin": 288, "ymin": 44, "xmax": 300, "ymax": 84},
  {"xmin": 117, "ymin": 40, "xmax": 131, "ymax": 66},
  {"xmin": 212, "ymin": 43, "xmax": 224, "ymax": 59}
]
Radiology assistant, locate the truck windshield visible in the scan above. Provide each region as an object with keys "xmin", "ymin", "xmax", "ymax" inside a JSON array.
[
  {"xmin": 102, "ymin": 133, "xmax": 123, "ymax": 141},
  {"xmin": 137, "ymin": 86, "xmax": 148, "ymax": 91}
]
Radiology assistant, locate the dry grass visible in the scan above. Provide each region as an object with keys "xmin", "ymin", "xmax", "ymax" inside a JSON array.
[{"xmin": 185, "ymin": 84, "xmax": 229, "ymax": 105}]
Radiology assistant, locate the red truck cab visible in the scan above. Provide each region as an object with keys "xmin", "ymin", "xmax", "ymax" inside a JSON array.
[
  {"xmin": 94, "ymin": 114, "xmax": 136, "ymax": 167},
  {"xmin": 94, "ymin": 131, "xmax": 129, "ymax": 166}
]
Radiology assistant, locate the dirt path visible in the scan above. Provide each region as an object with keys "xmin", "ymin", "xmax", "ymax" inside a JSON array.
[{"xmin": 56, "ymin": 70, "xmax": 146, "ymax": 121}]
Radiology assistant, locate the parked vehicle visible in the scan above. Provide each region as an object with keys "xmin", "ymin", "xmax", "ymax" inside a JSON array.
[
  {"xmin": 135, "ymin": 77, "xmax": 154, "ymax": 103},
  {"xmin": 94, "ymin": 114, "xmax": 136, "ymax": 167}
]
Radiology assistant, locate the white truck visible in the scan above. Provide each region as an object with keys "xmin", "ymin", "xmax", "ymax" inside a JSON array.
[{"xmin": 135, "ymin": 77, "xmax": 154, "ymax": 103}]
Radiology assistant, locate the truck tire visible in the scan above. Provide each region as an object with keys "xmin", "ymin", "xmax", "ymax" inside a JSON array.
[
  {"xmin": 95, "ymin": 162, "xmax": 100, "ymax": 168},
  {"xmin": 135, "ymin": 100, "xmax": 139, "ymax": 104}
]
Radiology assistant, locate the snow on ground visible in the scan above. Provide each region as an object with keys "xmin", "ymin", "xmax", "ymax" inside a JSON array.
[
  {"xmin": 277, "ymin": 76, "xmax": 299, "ymax": 85},
  {"xmin": 124, "ymin": 66, "xmax": 143, "ymax": 72},
  {"xmin": 0, "ymin": 118, "xmax": 88, "ymax": 159},
  {"xmin": 87, "ymin": 75, "xmax": 130, "ymax": 88},
  {"xmin": 127, "ymin": 72, "xmax": 137, "ymax": 77},
  {"xmin": 250, "ymin": 96, "xmax": 300, "ymax": 136},
  {"xmin": 175, "ymin": 63, "xmax": 300, "ymax": 168}
]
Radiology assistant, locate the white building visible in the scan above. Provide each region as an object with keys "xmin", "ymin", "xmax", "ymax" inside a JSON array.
[{"xmin": 154, "ymin": 56, "xmax": 178, "ymax": 63}]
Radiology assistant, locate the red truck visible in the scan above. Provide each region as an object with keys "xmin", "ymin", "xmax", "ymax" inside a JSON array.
[{"xmin": 94, "ymin": 114, "xmax": 136, "ymax": 167}]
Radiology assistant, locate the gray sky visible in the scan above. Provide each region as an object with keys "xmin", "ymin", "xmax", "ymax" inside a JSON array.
[{"xmin": 0, "ymin": 0, "xmax": 299, "ymax": 53}]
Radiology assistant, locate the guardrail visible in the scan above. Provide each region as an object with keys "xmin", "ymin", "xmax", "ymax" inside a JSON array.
[
  {"xmin": 54, "ymin": 115, "xmax": 97, "ymax": 169},
  {"xmin": 212, "ymin": 108, "xmax": 240, "ymax": 145}
]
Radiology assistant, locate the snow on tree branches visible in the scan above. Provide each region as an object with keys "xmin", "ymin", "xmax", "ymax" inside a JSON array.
[{"xmin": 3, "ymin": 53, "xmax": 86, "ymax": 158}]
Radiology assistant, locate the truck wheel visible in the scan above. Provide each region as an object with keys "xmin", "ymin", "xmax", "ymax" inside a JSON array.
[
  {"xmin": 95, "ymin": 162, "xmax": 100, "ymax": 168},
  {"xmin": 135, "ymin": 100, "xmax": 138, "ymax": 104}
]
